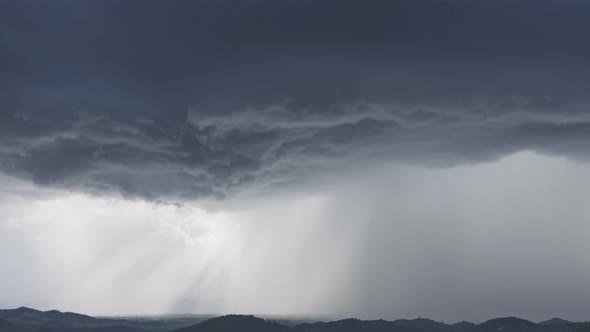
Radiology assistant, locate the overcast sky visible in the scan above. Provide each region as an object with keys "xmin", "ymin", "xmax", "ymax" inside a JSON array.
[{"xmin": 2, "ymin": 0, "xmax": 590, "ymax": 323}]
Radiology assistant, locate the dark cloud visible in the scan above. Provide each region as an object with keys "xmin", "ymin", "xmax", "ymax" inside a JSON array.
[
  {"xmin": 1, "ymin": 100, "xmax": 589, "ymax": 200},
  {"xmin": 2, "ymin": 0, "xmax": 590, "ymax": 199}
]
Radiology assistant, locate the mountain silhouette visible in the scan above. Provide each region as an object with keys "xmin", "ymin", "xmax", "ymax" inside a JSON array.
[
  {"xmin": 1, "ymin": 307, "xmax": 590, "ymax": 332},
  {"xmin": 294, "ymin": 315, "xmax": 590, "ymax": 332},
  {"xmin": 539, "ymin": 318, "xmax": 571, "ymax": 326},
  {"xmin": 450, "ymin": 321, "xmax": 474, "ymax": 331},
  {"xmin": 392, "ymin": 318, "xmax": 450, "ymax": 331},
  {"xmin": 173, "ymin": 315, "xmax": 292, "ymax": 332},
  {"xmin": 295, "ymin": 318, "xmax": 404, "ymax": 332},
  {"xmin": 0, "ymin": 307, "xmax": 183, "ymax": 331},
  {"xmin": 0, "ymin": 318, "xmax": 24, "ymax": 332},
  {"xmin": 0, "ymin": 307, "xmax": 97, "ymax": 326},
  {"xmin": 477, "ymin": 317, "xmax": 536, "ymax": 332},
  {"xmin": 295, "ymin": 317, "xmax": 461, "ymax": 332}
]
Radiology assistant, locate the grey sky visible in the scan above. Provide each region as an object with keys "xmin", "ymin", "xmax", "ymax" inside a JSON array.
[
  {"xmin": 1, "ymin": 0, "xmax": 590, "ymax": 322},
  {"xmin": 2, "ymin": 0, "xmax": 590, "ymax": 199}
]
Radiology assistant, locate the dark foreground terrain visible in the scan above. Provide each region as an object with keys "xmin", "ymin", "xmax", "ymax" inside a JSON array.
[{"xmin": 1, "ymin": 307, "xmax": 589, "ymax": 332}]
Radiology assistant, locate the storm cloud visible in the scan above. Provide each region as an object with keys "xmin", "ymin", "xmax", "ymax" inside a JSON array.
[
  {"xmin": 3, "ymin": 0, "xmax": 590, "ymax": 321},
  {"xmin": 0, "ymin": 101, "xmax": 589, "ymax": 200},
  {"xmin": 2, "ymin": 0, "xmax": 590, "ymax": 200}
]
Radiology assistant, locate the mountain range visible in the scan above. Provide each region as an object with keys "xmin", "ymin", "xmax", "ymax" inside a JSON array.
[{"xmin": 0, "ymin": 308, "xmax": 588, "ymax": 332}]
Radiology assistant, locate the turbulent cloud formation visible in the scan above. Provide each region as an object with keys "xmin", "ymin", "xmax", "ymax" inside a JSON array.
[
  {"xmin": 1, "ymin": 101, "xmax": 590, "ymax": 200},
  {"xmin": 2, "ymin": 0, "xmax": 590, "ymax": 199}
]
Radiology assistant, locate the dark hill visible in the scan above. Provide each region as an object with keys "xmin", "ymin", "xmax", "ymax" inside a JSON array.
[
  {"xmin": 393, "ymin": 318, "xmax": 450, "ymax": 331},
  {"xmin": 539, "ymin": 318, "xmax": 571, "ymax": 326},
  {"xmin": 478, "ymin": 317, "xmax": 536, "ymax": 332},
  {"xmin": 296, "ymin": 318, "xmax": 396, "ymax": 332},
  {"xmin": 38, "ymin": 325, "xmax": 146, "ymax": 332},
  {"xmin": 450, "ymin": 321, "xmax": 474, "ymax": 331},
  {"xmin": 0, "ymin": 318, "xmax": 24, "ymax": 332},
  {"xmin": 2, "ymin": 307, "xmax": 590, "ymax": 332},
  {"xmin": 0, "ymin": 307, "xmax": 165, "ymax": 331},
  {"xmin": 0, "ymin": 307, "xmax": 97, "ymax": 326},
  {"xmin": 295, "ymin": 317, "xmax": 449, "ymax": 332},
  {"xmin": 173, "ymin": 315, "xmax": 292, "ymax": 332}
]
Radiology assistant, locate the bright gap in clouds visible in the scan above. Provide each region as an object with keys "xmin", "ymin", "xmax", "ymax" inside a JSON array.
[{"xmin": 1, "ymin": 151, "xmax": 590, "ymax": 322}]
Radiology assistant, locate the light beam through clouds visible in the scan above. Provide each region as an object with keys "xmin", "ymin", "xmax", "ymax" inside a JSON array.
[{"xmin": 2, "ymin": 152, "xmax": 590, "ymax": 322}]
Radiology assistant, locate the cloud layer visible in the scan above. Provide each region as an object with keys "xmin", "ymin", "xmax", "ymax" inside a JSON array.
[
  {"xmin": 2, "ymin": 0, "xmax": 590, "ymax": 200},
  {"xmin": 1, "ymin": 101, "xmax": 590, "ymax": 200},
  {"xmin": 3, "ymin": 1, "xmax": 590, "ymax": 321}
]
